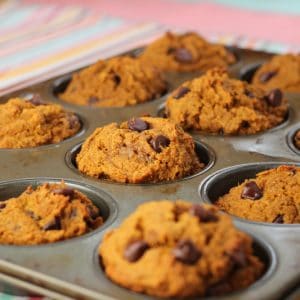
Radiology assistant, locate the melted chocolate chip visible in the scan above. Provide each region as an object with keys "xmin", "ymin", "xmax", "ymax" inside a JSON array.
[
  {"xmin": 174, "ymin": 48, "xmax": 193, "ymax": 63},
  {"xmin": 124, "ymin": 241, "xmax": 149, "ymax": 262},
  {"xmin": 259, "ymin": 71, "xmax": 277, "ymax": 83},
  {"xmin": 27, "ymin": 94, "xmax": 46, "ymax": 106},
  {"xmin": 88, "ymin": 96, "xmax": 100, "ymax": 105},
  {"xmin": 149, "ymin": 135, "xmax": 170, "ymax": 153},
  {"xmin": 266, "ymin": 88, "xmax": 282, "ymax": 107},
  {"xmin": 0, "ymin": 202, "xmax": 6, "ymax": 209},
  {"xmin": 241, "ymin": 181, "xmax": 263, "ymax": 200},
  {"xmin": 52, "ymin": 188, "xmax": 74, "ymax": 199},
  {"xmin": 128, "ymin": 118, "xmax": 149, "ymax": 132},
  {"xmin": 272, "ymin": 214, "xmax": 284, "ymax": 224},
  {"xmin": 167, "ymin": 47, "xmax": 175, "ymax": 54},
  {"xmin": 189, "ymin": 204, "xmax": 218, "ymax": 222},
  {"xmin": 173, "ymin": 86, "xmax": 190, "ymax": 99},
  {"xmin": 172, "ymin": 240, "xmax": 201, "ymax": 264},
  {"xmin": 43, "ymin": 216, "xmax": 61, "ymax": 231},
  {"xmin": 113, "ymin": 74, "xmax": 121, "ymax": 85}
]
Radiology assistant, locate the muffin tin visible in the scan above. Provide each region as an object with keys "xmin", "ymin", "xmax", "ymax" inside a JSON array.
[{"xmin": 0, "ymin": 47, "xmax": 299, "ymax": 300}]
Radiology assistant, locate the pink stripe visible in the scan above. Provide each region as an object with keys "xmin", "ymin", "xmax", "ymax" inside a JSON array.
[{"xmin": 23, "ymin": 0, "xmax": 300, "ymax": 46}]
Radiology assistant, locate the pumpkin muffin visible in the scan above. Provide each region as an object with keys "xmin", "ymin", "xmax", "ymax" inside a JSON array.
[
  {"xmin": 0, "ymin": 95, "xmax": 81, "ymax": 148},
  {"xmin": 76, "ymin": 117, "xmax": 203, "ymax": 183},
  {"xmin": 216, "ymin": 165, "xmax": 300, "ymax": 224},
  {"xmin": 252, "ymin": 54, "xmax": 300, "ymax": 93},
  {"xmin": 140, "ymin": 31, "xmax": 236, "ymax": 72},
  {"xmin": 0, "ymin": 182, "xmax": 103, "ymax": 245},
  {"xmin": 59, "ymin": 56, "xmax": 167, "ymax": 107},
  {"xmin": 166, "ymin": 68, "xmax": 288, "ymax": 135},
  {"xmin": 99, "ymin": 201, "xmax": 264, "ymax": 298}
]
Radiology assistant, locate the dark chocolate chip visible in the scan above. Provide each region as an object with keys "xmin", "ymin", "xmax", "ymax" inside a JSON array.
[
  {"xmin": 226, "ymin": 248, "xmax": 247, "ymax": 267},
  {"xmin": 167, "ymin": 47, "xmax": 175, "ymax": 54},
  {"xmin": 128, "ymin": 118, "xmax": 149, "ymax": 132},
  {"xmin": 241, "ymin": 120, "xmax": 250, "ymax": 129},
  {"xmin": 172, "ymin": 239, "xmax": 201, "ymax": 264},
  {"xmin": 174, "ymin": 48, "xmax": 193, "ymax": 63},
  {"xmin": 189, "ymin": 204, "xmax": 218, "ymax": 222},
  {"xmin": 0, "ymin": 202, "xmax": 6, "ymax": 209},
  {"xmin": 113, "ymin": 74, "xmax": 121, "ymax": 85},
  {"xmin": 173, "ymin": 86, "xmax": 190, "ymax": 99},
  {"xmin": 149, "ymin": 135, "xmax": 170, "ymax": 153},
  {"xmin": 272, "ymin": 214, "xmax": 284, "ymax": 224},
  {"xmin": 88, "ymin": 96, "xmax": 100, "ymax": 105},
  {"xmin": 27, "ymin": 94, "xmax": 46, "ymax": 106},
  {"xmin": 124, "ymin": 241, "xmax": 149, "ymax": 262},
  {"xmin": 259, "ymin": 71, "xmax": 277, "ymax": 83},
  {"xmin": 245, "ymin": 90, "xmax": 255, "ymax": 98},
  {"xmin": 241, "ymin": 181, "xmax": 263, "ymax": 200},
  {"xmin": 266, "ymin": 88, "xmax": 282, "ymax": 107},
  {"xmin": 52, "ymin": 188, "xmax": 74, "ymax": 199},
  {"xmin": 87, "ymin": 205, "xmax": 99, "ymax": 220},
  {"xmin": 43, "ymin": 216, "xmax": 61, "ymax": 231}
]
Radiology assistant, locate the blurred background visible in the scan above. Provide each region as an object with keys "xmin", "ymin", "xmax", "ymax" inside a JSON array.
[{"xmin": 0, "ymin": 0, "xmax": 299, "ymax": 96}]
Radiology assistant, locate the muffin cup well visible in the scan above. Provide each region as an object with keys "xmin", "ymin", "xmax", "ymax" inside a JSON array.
[
  {"xmin": 0, "ymin": 178, "xmax": 118, "ymax": 247},
  {"xmin": 199, "ymin": 162, "xmax": 300, "ymax": 226},
  {"xmin": 65, "ymin": 139, "xmax": 215, "ymax": 185}
]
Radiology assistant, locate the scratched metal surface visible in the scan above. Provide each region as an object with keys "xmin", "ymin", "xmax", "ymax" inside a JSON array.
[{"xmin": 0, "ymin": 48, "xmax": 299, "ymax": 300}]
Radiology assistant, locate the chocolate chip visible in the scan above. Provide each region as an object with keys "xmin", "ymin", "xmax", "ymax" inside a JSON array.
[
  {"xmin": 27, "ymin": 94, "xmax": 46, "ymax": 106},
  {"xmin": 173, "ymin": 86, "xmax": 190, "ymax": 99},
  {"xmin": 0, "ymin": 202, "xmax": 6, "ymax": 209},
  {"xmin": 149, "ymin": 135, "xmax": 170, "ymax": 153},
  {"xmin": 226, "ymin": 248, "xmax": 247, "ymax": 267},
  {"xmin": 259, "ymin": 71, "xmax": 277, "ymax": 83},
  {"xmin": 173, "ymin": 240, "xmax": 201, "ymax": 264},
  {"xmin": 128, "ymin": 118, "xmax": 149, "ymax": 132},
  {"xmin": 87, "ymin": 205, "xmax": 99, "ymax": 220},
  {"xmin": 241, "ymin": 181, "xmax": 263, "ymax": 200},
  {"xmin": 113, "ymin": 74, "xmax": 121, "ymax": 85},
  {"xmin": 245, "ymin": 90, "xmax": 255, "ymax": 98},
  {"xmin": 88, "ymin": 96, "xmax": 99, "ymax": 105},
  {"xmin": 167, "ymin": 47, "xmax": 175, "ymax": 54},
  {"xmin": 189, "ymin": 204, "xmax": 218, "ymax": 222},
  {"xmin": 272, "ymin": 214, "xmax": 284, "ymax": 224},
  {"xmin": 241, "ymin": 120, "xmax": 250, "ymax": 129},
  {"xmin": 52, "ymin": 188, "xmax": 74, "ymax": 199},
  {"xmin": 266, "ymin": 88, "xmax": 282, "ymax": 107},
  {"xmin": 67, "ymin": 113, "xmax": 80, "ymax": 129},
  {"xmin": 124, "ymin": 241, "xmax": 149, "ymax": 262},
  {"xmin": 43, "ymin": 216, "xmax": 61, "ymax": 231},
  {"xmin": 174, "ymin": 48, "xmax": 193, "ymax": 63}
]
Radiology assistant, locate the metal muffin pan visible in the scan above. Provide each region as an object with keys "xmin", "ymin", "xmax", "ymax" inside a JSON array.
[{"xmin": 0, "ymin": 47, "xmax": 299, "ymax": 300}]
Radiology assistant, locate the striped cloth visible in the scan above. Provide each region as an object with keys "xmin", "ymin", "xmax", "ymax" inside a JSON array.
[
  {"xmin": 0, "ymin": 0, "xmax": 300, "ymax": 299},
  {"xmin": 1, "ymin": 0, "xmax": 300, "ymax": 97}
]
